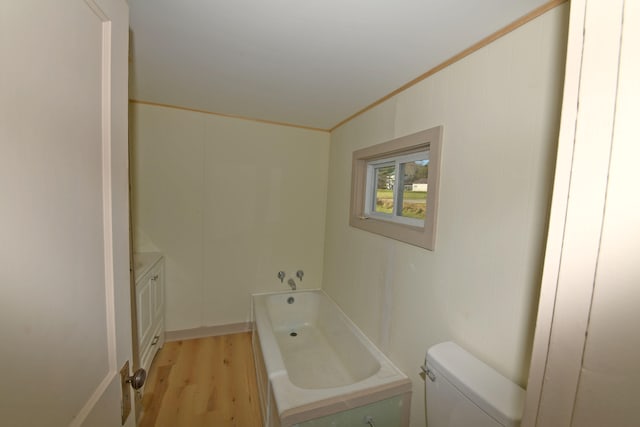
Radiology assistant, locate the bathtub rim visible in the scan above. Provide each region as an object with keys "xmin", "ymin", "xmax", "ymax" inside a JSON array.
[{"xmin": 251, "ymin": 289, "xmax": 412, "ymax": 425}]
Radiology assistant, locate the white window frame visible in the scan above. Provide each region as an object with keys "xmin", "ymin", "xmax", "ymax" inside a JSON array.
[
  {"xmin": 350, "ymin": 126, "xmax": 443, "ymax": 250},
  {"xmin": 364, "ymin": 152, "xmax": 428, "ymax": 228}
]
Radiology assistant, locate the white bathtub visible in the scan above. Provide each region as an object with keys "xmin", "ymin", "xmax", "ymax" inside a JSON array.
[{"xmin": 252, "ymin": 290, "xmax": 411, "ymax": 427}]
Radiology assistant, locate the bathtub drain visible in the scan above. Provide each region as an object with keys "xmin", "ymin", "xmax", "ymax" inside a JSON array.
[{"xmin": 289, "ymin": 332, "xmax": 297, "ymax": 337}]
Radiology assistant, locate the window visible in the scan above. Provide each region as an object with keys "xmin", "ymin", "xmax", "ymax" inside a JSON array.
[
  {"xmin": 350, "ymin": 126, "xmax": 442, "ymax": 250},
  {"xmin": 365, "ymin": 151, "xmax": 430, "ymax": 227}
]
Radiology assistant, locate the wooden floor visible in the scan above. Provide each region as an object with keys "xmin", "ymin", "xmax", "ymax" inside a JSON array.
[{"xmin": 139, "ymin": 333, "xmax": 263, "ymax": 427}]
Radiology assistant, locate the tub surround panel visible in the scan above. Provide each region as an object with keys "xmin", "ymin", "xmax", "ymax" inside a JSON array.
[
  {"xmin": 323, "ymin": 5, "xmax": 569, "ymax": 427},
  {"xmin": 131, "ymin": 103, "xmax": 330, "ymax": 331},
  {"xmin": 201, "ymin": 115, "xmax": 329, "ymax": 325}
]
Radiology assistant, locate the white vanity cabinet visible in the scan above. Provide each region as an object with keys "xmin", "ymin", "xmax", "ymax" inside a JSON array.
[{"xmin": 134, "ymin": 252, "xmax": 165, "ymax": 376}]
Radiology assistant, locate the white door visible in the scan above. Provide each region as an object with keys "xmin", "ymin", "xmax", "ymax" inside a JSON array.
[
  {"xmin": 522, "ymin": 0, "xmax": 640, "ymax": 426},
  {"xmin": 0, "ymin": 1, "xmax": 133, "ymax": 426}
]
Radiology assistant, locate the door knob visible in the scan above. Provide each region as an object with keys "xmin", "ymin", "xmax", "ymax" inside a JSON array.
[{"xmin": 126, "ymin": 368, "xmax": 147, "ymax": 390}]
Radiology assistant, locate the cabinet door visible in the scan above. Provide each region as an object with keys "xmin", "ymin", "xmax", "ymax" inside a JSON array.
[
  {"xmin": 151, "ymin": 266, "xmax": 164, "ymax": 328},
  {"xmin": 137, "ymin": 274, "xmax": 154, "ymax": 351},
  {"xmin": 150, "ymin": 263, "xmax": 165, "ymax": 350}
]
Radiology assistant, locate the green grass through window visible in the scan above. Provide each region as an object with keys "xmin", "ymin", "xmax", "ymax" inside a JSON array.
[{"xmin": 375, "ymin": 190, "xmax": 427, "ymax": 219}]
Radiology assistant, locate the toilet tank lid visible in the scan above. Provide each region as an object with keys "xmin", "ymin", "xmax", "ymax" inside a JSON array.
[{"xmin": 426, "ymin": 342, "xmax": 525, "ymax": 427}]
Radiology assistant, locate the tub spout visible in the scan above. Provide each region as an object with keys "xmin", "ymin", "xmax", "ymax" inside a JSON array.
[{"xmin": 287, "ymin": 278, "xmax": 297, "ymax": 291}]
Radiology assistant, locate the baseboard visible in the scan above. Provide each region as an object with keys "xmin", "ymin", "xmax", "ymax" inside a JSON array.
[{"xmin": 165, "ymin": 322, "xmax": 253, "ymax": 342}]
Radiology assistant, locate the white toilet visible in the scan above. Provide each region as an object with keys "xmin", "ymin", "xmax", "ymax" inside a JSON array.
[{"xmin": 424, "ymin": 342, "xmax": 525, "ymax": 427}]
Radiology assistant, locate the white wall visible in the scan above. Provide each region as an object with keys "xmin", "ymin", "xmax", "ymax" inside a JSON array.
[
  {"xmin": 131, "ymin": 103, "xmax": 330, "ymax": 331},
  {"xmin": 323, "ymin": 5, "xmax": 569, "ymax": 427}
]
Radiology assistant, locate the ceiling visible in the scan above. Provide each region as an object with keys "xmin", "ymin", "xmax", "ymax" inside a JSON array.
[{"xmin": 129, "ymin": 0, "xmax": 552, "ymax": 131}]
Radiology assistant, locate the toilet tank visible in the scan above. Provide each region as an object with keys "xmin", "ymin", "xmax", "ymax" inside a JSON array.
[{"xmin": 425, "ymin": 342, "xmax": 525, "ymax": 427}]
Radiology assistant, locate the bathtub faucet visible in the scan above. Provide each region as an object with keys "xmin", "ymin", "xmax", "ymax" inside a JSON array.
[{"xmin": 287, "ymin": 278, "xmax": 297, "ymax": 291}]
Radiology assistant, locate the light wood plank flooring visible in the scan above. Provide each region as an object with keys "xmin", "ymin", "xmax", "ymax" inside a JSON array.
[{"xmin": 139, "ymin": 333, "xmax": 263, "ymax": 427}]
